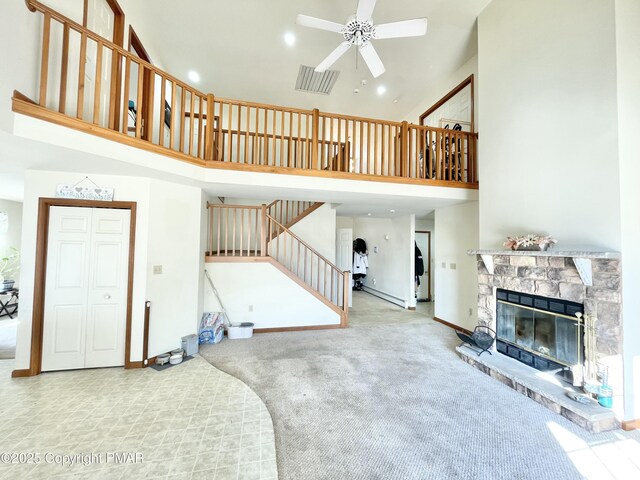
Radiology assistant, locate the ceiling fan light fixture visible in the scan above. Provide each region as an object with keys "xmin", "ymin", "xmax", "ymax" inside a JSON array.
[{"xmin": 296, "ymin": 0, "xmax": 427, "ymax": 78}]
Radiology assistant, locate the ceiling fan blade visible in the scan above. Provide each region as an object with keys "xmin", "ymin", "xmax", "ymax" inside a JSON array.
[
  {"xmin": 296, "ymin": 14, "xmax": 344, "ymax": 33},
  {"xmin": 359, "ymin": 42, "xmax": 385, "ymax": 78},
  {"xmin": 375, "ymin": 18, "xmax": 428, "ymax": 39},
  {"xmin": 316, "ymin": 42, "xmax": 352, "ymax": 72},
  {"xmin": 356, "ymin": 0, "xmax": 377, "ymax": 21}
]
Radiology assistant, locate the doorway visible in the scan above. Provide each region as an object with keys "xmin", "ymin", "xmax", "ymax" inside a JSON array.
[
  {"xmin": 415, "ymin": 231, "xmax": 431, "ymax": 301},
  {"xmin": 19, "ymin": 198, "xmax": 136, "ymax": 377}
]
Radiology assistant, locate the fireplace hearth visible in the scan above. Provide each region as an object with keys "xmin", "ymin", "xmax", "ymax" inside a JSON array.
[{"xmin": 495, "ymin": 289, "xmax": 584, "ymax": 373}]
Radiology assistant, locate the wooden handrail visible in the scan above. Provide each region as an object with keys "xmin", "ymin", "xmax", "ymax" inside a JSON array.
[
  {"xmin": 206, "ymin": 203, "xmax": 261, "ymax": 210},
  {"xmin": 22, "ymin": 0, "xmax": 478, "ymax": 189},
  {"xmin": 25, "ymin": 0, "xmax": 206, "ymax": 97},
  {"xmin": 266, "ymin": 214, "xmax": 342, "ymax": 273}
]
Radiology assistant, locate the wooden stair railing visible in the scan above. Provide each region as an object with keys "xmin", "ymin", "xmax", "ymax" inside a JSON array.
[
  {"xmin": 266, "ymin": 213, "xmax": 348, "ymax": 325},
  {"xmin": 266, "ymin": 200, "xmax": 323, "ymax": 239},
  {"xmin": 205, "ymin": 203, "xmax": 349, "ymax": 326},
  {"xmin": 19, "ymin": 0, "xmax": 478, "ymax": 189}
]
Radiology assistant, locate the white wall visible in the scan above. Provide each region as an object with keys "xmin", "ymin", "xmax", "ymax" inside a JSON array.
[
  {"xmin": 289, "ymin": 203, "xmax": 336, "ymax": 263},
  {"xmin": 477, "ymin": 0, "xmax": 621, "ymax": 250},
  {"xmin": 204, "ymin": 262, "xmax": 340, "ymax": 328},
  {"xmin": 615, "ymin": 0, "xmax": 640, "ymax": 422},
  {"xmin": 351, "ymin": 215, "xmax": 415, "ymax": 308},
  {"xmin": 434, "ymin": 202, "xmax": 479, "ymax": 331},
  {"xmin": 0, "ymin": 199, "xmax": 23, "ymax": 286},
  {"xmin": 145, "ymin": 179, "xmax": 203, "ymax": 357},
  {"xmin": 403, "ymin": 56, "xmax": 478, "ymax": 127},
  {"xmin": 13, "ymin": 170, "xmax": 203, "ymax": 370}
]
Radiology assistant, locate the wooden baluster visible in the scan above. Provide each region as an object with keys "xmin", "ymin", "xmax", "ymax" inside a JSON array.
[
  {"xmin": 311, "ymin": 109, "xmax": 319, "ymax": 170},
  {"xmin": 254, "ymin": 106, "xmax": 259, "ymax": 165},
  {"xmin": 261, "ymin": 205, "xmax": 267, "ymax": 256},
  {"xmin": 244, "ymin": 105, "xmax": 250, "ymax": 164},
  {"xmin": 158, "ymin": 76, "xmax": 166, "ymax": 146},
  {"xmin": 204, "ymin": 94, "xmax": 213, "ymax": 159},
  {"xmin": 374, "ymin": 123, "xmax": 379, "ymax": 176},
  {"xmin": 304, "ymin": 247, "xmax": 308, "ymax": 284},
  {"xmin": 409, "ymin": 127, "xmax": 415, "ymax": 178},
  {"xmin": 280, "ymin": 110, "xmax": 285, "ymax": 167},
  {"xmin": 92, "ymin": 41, "xmax": 103, "ymax": 125},
  {"xmin": 225, "ymin": 102, "xmax": 233, "ymax": 162},
  {"xmin": 188, "ymin": 91, "xmax": 195, "ymax": 156},
  {"xmin": 121, "ymin": 57, "xmax": 130, "ymax": 134},
  {"xmin": 289, "ymin": 235, "xmax": 294, "ymax": 271},
  {"xmin": 435, "ymin": 130, "xmax": 441, "ymax": 179},
  {"xmin": 305, "ymin": 113, "xmax": 310, "ymax": 168},
  {"xmin": 337, "ymin": 117, "xmax": 342, "ymax": 172},
  {"xmin": 197, "ymin": 95, "xmax": 204, "ymax": 158},
  {"xmin": 39, "ymin": 13, "xmax": 52, "ymax": 108},
  {"xmin": 287, "ymin": 111, "xmax": 293, "ymax": 167},
  {"xmin": 169, "ymin": 82, "xmax": 177, "ymax": 150},
  {"xmin": 342, "ymin": 271, "xmax": 350, "ymax": 326},
  {"xmin": 135, "ymin": 64, "xmax": 143, "ymax": 138},
  {"xmin": 236, "ymin": 103, "xmax": 241, "ymax": 162},
  {"xmin": 448, "ymin": 132, "xmax": 453, "ymax": 181},
  {"xmin": 179, "ymin": 88, "xmax": 186, "ymax": 152},
  {"xmin": 272, "ymin": 109, "xmax": 277, "ymax": 166},
  {"xmin": 59, "ymin": 23, "xmax": 70, "ymax": 113},
  {"xmin": 238, "ymin": 208, "xmax": 243, "ymax": 256},
  {"xmin": 254, "ymin": 208, "xmax": 259, "ymax": 255},
  {"xmin": 77, "ymin": 32, "xmax": 88, "ymax": 119},
  {"xmin": 296, "ymin": 113, "xmax": 302, "ymax": 169},
  {"xmin": 359, "ymin": 121, "xmax": 364, "ymax": 174}
]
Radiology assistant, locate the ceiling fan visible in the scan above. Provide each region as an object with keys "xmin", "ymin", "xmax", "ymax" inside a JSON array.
[{"xmin": 296, "ymin": 0, "xmax": 428, "ymax": 78}]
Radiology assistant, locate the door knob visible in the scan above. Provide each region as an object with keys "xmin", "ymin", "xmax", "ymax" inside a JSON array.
[{"xmin": 104, "ymin": 294, "xmax": 111, "ymax": 299}]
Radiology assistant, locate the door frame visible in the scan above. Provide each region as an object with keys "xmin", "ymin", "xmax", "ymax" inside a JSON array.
[
  {"xmin": 15, "ymin": 198, "xmax": 137, "ymax": 377},
  {"xmin": 415, "ymin": 230, "xmax": 431, "ymax": 301}
]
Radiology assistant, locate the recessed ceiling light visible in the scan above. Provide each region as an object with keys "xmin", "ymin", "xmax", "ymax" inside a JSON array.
[
  {"xmin": 284, "ymin": 32, "xmax": 296, "ymax": 46},
  {"xmin": 188, "ymin": 71, "xmax": 200, "ymax": 83},
  {"xmin": 389, "ymin": 209, "xmax": 395, "ymax": 213},
  {"xmin": 354, "ymin": 88, "xmax": 360, "ymax": 94},
  {"xmin": 393, "ymin": 99, "xmax": 399, "ymax": 104},
  {"xmin": 377, "ymin": 85, "xmax": 387, "ymax": 96},
  {"xmin": 367, "ymin": 213, "xmax": 372, "ymax": 216}
]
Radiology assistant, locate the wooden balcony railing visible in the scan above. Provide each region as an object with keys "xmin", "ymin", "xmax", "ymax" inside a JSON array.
[
  {"xmin": 205, "ymin": 203, "xmax": 349, "ymax": 325},
  {"xmin": 17, "ymin": 0, "xmax": 478, "ymax": 188}
]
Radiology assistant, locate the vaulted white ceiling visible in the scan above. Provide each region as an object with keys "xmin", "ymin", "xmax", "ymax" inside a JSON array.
[{"xmin": 122, "ymin": 0, "xmax": 490, "ymax": 120}]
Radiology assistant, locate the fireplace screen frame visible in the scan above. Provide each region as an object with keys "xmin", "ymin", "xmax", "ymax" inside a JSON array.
[{"xmin": 495, "ymin": 289, "xmax": 584, "ymax": 371}]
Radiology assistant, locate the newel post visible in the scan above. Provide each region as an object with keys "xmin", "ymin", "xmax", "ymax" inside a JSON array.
[
  {"xmin": 260, "ymin": 204, "xmax": 267, "ymax": 256},
  {"xmin": 401, "ymin": 121, "xmax": 409, "ymax": 177},
  {"xmin": 205, "ymin": 94, "xmax": 215, "ymax": 161},
  {"xmin": 311, "ymin": 108, "xmax": 320, "ymax": 170},
  {"xmin": 341, "ymin": 270, "xmax": 350, "ymax": 327}
]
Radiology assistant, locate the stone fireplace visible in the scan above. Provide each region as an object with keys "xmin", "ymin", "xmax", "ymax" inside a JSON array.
[{"xmin": 462, "ymin": 249, "xmax": 623, "ymax": 431}]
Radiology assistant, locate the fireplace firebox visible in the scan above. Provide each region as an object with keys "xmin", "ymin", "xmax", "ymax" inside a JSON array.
[{"xmin": 495, "ymin": 289, "xmax": 584, "ymax": 372}]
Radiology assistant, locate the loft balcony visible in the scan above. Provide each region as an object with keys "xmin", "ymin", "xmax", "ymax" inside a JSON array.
[{"xmin": 13, "ymin": 1, "xmax": 478, "ymax": 190}]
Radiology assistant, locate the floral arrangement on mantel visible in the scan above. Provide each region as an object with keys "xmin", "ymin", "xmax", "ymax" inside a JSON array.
[{"xmin": 503, "ymin": 234, "xmax": 557, "ymax": 251}]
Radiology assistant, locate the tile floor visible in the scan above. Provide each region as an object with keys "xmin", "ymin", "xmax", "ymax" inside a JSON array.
[{"xmin": 0, "ymin": 356, "xmax": 278, "ymax": 479}]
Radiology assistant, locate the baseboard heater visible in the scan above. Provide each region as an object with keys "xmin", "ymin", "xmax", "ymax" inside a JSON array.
[{"xmin": 362, "ymin": 286, "xmax": 407, "ymax": 308}]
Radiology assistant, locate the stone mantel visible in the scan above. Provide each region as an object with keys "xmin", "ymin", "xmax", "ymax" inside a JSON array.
[
  {"xmin": 467, "ymin": 249, "xmax": 620, "ymax": 259},
  {"xmin": 467, "ymin": 250, "xmax": 621, "ymax": 286}
]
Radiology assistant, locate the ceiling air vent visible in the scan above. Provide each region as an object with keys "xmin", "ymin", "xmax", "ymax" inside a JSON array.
[{"xmin": 295, "ymin": 65, "xmax": 339, "ymax": 95}]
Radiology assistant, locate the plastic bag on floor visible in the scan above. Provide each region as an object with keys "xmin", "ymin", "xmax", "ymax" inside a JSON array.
[{"xmin": 199, "ymin": 312, "xmax": 225, "ymax": 344}]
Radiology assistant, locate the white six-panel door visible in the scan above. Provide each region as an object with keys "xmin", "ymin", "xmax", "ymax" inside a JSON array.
[{"xmin": 42, "ymin": 207, "xmax": 130, "ymax": 372}]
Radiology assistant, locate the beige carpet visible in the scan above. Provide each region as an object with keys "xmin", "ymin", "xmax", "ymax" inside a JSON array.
[{"xmin": 200, "ymin": 292, "xmax": 640, "ymax": 480}]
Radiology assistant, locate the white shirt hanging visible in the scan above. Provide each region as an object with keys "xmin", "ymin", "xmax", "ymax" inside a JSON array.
[{"xmin": 353, "ymin": 252, "xmax": 368, "ymax": 275}]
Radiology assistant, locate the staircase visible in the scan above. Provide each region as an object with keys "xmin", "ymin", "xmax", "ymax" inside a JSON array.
[{"xmin": 205, "ymin": 201, "xmax": 349, "ymax": 326}]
